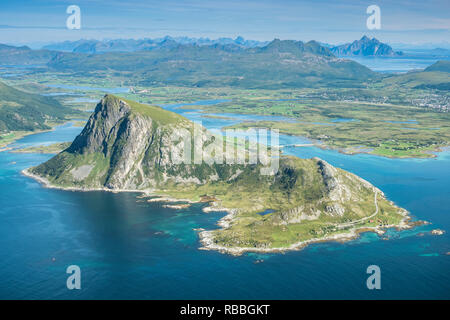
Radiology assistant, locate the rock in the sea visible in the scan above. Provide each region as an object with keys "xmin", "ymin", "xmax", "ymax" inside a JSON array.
[{"xmin": 431, "ymin": 229, "xmax": 445, "ymax": 236}]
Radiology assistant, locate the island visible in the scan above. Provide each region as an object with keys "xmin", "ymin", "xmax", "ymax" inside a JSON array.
[
  {"xmin": 11, "ymin": 142, "xmax": 71, "ymax": 154},
  {"xmin": 24, "ymin": 95, "xmax": 412, "ymax": 254}
]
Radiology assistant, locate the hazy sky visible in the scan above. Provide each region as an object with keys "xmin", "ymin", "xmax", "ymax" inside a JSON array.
[{"xmin": 1, "ymin": 0, "xmax": 449, "ymax": 47}]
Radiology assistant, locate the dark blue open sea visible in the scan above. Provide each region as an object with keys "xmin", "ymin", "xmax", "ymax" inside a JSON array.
[{"xmin": 0, "ymin": 101, "xmax": 449, "ymax": 299}]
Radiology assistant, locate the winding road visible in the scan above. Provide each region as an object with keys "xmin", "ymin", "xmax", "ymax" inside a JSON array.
[{"xmin": 336, "ymin": 190, "xmax": 379, "ymax": 229}]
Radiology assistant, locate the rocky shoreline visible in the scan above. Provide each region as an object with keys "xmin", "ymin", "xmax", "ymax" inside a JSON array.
[
  {"xmin": 22, "ymin": 168, "xmax": 147, "ymax": 194},
  {"xmin": 197, "ymin": 205, "xmax": 413, "ymax": 256},
  {"xmin": 23, "ymin": 166, "xmax": 236, "ymax": 213},
  {"xmin": 24, "ymin": 167, "xmax": 419, "ymax": 256},
  {"xmin": 22, "ymin": 169, "xmax": 211, "ymax": 207}
]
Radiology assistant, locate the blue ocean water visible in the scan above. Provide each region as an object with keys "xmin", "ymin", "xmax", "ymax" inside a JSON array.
[{"xmin": 0, "ymin": 104, "xmax": 449, "ymax": 299}]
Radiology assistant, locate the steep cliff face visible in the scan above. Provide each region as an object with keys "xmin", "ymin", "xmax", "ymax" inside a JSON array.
[{"xmin": 31, "ymin": 95, "xmax": 241, "ymax": 190}]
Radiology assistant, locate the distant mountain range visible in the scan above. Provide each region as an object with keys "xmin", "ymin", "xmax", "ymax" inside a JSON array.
[
  {"xmin": 41, "ymin": 35, "xmax": 402, "ymax": 57},
  {"xmin": 2, "ymin": 36, "xmax": 448, "ymax": 91},
  {"xmin": 0, "ymin": 43, "xmax": 54, "ymax": 65},
  {"xmin": 330, "ymin": 36, "xmax": 402, "ymax": 57},
  {"xmin": 42, "ymin": 36, "xmax": 269, "ymax": 54},
  {"xmin": 44, "ymin": 38, "xmax": 374, "ymax": 88},
  {"xmin": 0, "ymin": 38, "xmax": 376, "ymax": 88}
]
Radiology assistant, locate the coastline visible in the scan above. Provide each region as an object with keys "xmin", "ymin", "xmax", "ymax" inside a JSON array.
[
  {"xmin": 22, "ymin": 168, "xmax": 221, "ymax": 205},
  {"xmin": 223, "ymin": 122, "xmax": 447, "ymax": 159},
  {"xmin": 22, "ymin": 169, "xmax": 415, "ymax": 257},
  {"xmin": 21, "ymin": 168, "xmax": 152, "ymax": 194},
  {"xmin": 0, "ymin": 119, "xmax": 88, "ymax": 152},
  {"xmin": 197, "ymin": 208, "xmax": 413, "ymax": 256},
  {"xmin": 1, "ymin": 130, "xmax": 51, "ymax": 151},
  {"xmin": 286, "ymin": 135, "xmax": 443, "ymax": 159}
]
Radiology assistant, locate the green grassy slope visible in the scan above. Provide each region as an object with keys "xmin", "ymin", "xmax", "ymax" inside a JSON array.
[
  {"xmin": 381, "ymin": 60, "xmax": 450, "ymax": 90},
  {"xmin": 115, "ymin": 95, "xmax": 187, "ymax": 124},
  {"xmin": 382, "ymin": 71, "xmax": 450, "ymax": 89},
  {"xmin": 425, "ymin": 60, "xmax": 450, "ymax": 73},
  {"xmin": 0, "ymin": 81, "xmax": 74, "ymax": 132}
]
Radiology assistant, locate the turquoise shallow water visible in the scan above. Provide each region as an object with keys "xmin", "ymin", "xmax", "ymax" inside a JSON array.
[{"xmin": 0, "ymin": 102, "xmax": 449, "ymax": 299}]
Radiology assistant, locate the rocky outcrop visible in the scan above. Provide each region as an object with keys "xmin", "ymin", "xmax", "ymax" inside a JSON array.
[
  {"xmin": 316, "ymin": 158, "xmax": 351, "ymax": 202},
  {"xmin": 68, "ymin": 96, "xmax": 131, "ymax": 154},
  {"xmin": 431, "ymin": 229, "xmax": 445, "ymax": 236},
  {"xmin": 279, "ymin": 206, "xmax": 321, "ymax": 224}
]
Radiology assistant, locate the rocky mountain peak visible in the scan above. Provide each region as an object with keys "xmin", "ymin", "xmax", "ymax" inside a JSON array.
[{"xmin": 331, "ymin": 36, "xmax": 402, "ymax": 56}]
